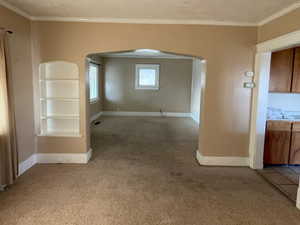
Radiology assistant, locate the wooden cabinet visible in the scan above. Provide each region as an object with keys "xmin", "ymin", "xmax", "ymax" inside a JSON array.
[
  {"xmin": 269, "ymin": 49, "xmax": 294, "ymax": 93},
  {"xmin": 292, "ymin": 47, "xmax": 300, "ymax": 92},
  {"xmin": 289, "ymin": 122, "xmax": 300, "ymax": 164},
  {"xmin": 264, "ymin": 121, "xmax": 292, "ymax": 165},
  {"xmin": 269, "ymin": 47, "xmax": 300, "ymax": 93},
  {"xmin": 264, "ymin": 120, "xmax": 300, "ymax": 165}
]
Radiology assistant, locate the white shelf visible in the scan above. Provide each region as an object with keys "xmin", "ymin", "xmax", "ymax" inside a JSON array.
[
  {"xmin": 39, "ymin": 61, "xmax": 80, "ymax": 138},
  {"xmin": 38, "ymin": 131, "xmax": 81, "ymax": 137},
  {"xmin": 41, "ymin": 115, "xmax": 79, "ymax": 120},
  {"xmin": 40, "ymin": 78, "xmax": 79, "ymax": 81},
  {"xmin": 40, "ymin": 98, "xmax": 79, "ymax": 102}
]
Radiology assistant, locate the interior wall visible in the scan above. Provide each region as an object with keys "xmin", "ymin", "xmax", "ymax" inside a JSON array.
[
  {"xmin": 268, "ymin": 93, "xmax": 300, "ymax": 111},
  {"xmin": 258, "ymin": 8, "xmax": 300, "ymax": 43},
  {"xmin": 0, "ymin": 5, "xmax": 35, "ymax": 163},
  {"xmin": 31, "ymin": 21, "xmax": 88, "ymax": 154},
  {"xmin": 190, "ymin": 58, "xmax": 202, "ymax": 123},
  {"xmin": 31, "ymin": 21, "xmax": 256, "ymax": 157},
  {"xmin": 103, "ymin": 57, "xmax": 192, "ymax": 113},
  {"xmin": 2, "ymin": 2, "xmax": 299, "ymax": 162}
]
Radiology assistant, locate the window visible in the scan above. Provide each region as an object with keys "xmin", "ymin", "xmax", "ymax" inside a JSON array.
[
  {"xmin": 89, "ymin": 63, "xmax": 99, "ymax": 102},
  {"xmin": 135, "ymin": 64, "xmax": 159, "ymax": 90}
]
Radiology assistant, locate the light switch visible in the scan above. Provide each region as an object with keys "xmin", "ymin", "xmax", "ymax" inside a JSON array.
[{"xmin": 243, "ymin": 82, "xmax": 255, "ymax": 88}]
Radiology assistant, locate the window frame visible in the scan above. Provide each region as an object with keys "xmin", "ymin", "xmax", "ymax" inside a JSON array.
[
  {"xmin": 88, "ymin": 62, "xmax": 100, "ymax": 103},
  {"xmin": 135, "ymin": 64, "xmax": 160, "ymax": 90}
]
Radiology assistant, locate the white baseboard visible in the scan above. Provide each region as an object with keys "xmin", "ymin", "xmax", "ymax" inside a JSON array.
[
  {"xmin": 37, "ymin": 148, "xmax": 93, "ymax": 164},
  {"xmin": 297, "ymin": 186, "xmax": 300, "ymax": 210},
  {"xmin": 102, "ymin": 111, "xmax": 191, "ymax": 117},
  {"xmin": 87, "ymin": 148, "xmax": 93, "ymax": 162},
  {"xmin": 196, "ymin": 150, "xmax": 249, "ymax": 167},
  {"xmin": 18, "ymin": 149, "xmax": 93, "ymax": 176},
  {"xmin": 18, "ymin": 154, "xmax": 37, "ymax": 176},
  {"xmin": 90, "ymin": 112, "xmax": 103, "ymax": 123}
]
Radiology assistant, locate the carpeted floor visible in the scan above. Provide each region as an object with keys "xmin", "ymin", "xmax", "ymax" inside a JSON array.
[{"xmin": 1, "ymin": 116, "xmax": 300, "ymax": 225}]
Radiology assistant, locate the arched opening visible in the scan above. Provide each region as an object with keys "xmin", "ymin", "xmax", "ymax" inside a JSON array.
[{"xmin": 85, "ymin": 49, "xmax": 207, "ymax": 163}]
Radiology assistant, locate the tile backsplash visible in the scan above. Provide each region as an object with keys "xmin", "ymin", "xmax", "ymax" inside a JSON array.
[{"xmin": 268, "ymin": 93, "xmax": 300, "ymax": 111}]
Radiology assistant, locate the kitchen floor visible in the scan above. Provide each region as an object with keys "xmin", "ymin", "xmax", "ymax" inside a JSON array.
[{"xmin": 257, "ymin": 166, "xmax": 300, "ymax": 202}]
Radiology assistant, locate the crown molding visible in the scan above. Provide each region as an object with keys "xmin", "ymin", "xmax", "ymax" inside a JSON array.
[
  {"xmin": 258, "ymin": 2, "xmax": 300, "ymax": 26},
  {"xmin": 256, "ymin": 28, "xmax": 300, "ymax": 52},
  {"xmin": 0, "ymin": 0, "xmax": 32, "ymax": 20},
  {"xmin": 31, "ymin": 16, "xmax": 257, "ymax": 26}
]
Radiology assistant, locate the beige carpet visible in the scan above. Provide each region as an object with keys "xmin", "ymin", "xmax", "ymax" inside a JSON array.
[{"xmin": 1, "ymin": 116, "xmax": 300, "ymax": 225}]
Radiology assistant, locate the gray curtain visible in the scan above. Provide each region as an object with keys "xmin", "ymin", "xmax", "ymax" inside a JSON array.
[{"xmin": 0, "ymin": 29, "xmax": 18, "ymax": 189}]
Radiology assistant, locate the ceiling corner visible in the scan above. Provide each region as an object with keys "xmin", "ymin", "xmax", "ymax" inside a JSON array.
[
  {"xmin": 0, "ymin": 0, "xmax": 33, "ymax": 20},
  {"xmin": 258, "ymin": 2, "xmax": 300, "ymax": 26}
]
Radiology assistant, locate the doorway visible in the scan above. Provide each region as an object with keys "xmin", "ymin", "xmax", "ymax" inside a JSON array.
[
  {"xmin": 249, "ymin": 30, "xmax": 300, "ymax": 208},
  {"xmin": 85, "ymin": 49, "xmax": 206, "ymax": 163}
]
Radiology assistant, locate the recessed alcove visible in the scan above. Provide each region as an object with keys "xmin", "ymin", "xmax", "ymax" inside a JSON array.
[{"xmin": 38, "ymin": 61, "xmax": 80, "ymax": 137}]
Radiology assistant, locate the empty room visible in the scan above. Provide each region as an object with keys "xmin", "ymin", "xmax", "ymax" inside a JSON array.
[
  {"xmin": 86, "ymin": 51, "xmax": 202, "ymax": 189},
  {"xmin": 1, "ymin": 0, "xmax": 300, "ymax": 224}
]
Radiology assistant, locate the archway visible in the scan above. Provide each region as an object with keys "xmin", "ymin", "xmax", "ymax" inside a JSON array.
[{"xmin": 84, "ymin": 49, "xmax": 207, "ymax": 163}]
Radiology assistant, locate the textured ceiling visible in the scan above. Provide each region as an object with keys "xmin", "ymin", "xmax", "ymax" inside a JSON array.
[{"xmin": 2, "ymin": 0, "xmax": 300, "ymax": 24}]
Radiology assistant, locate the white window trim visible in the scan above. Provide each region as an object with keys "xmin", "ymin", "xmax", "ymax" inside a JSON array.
[
  {"xmin": 135, "ymin": 64, "xmax": 160, "ymax": 90},
  {"xmin": 89, "ymin": 62, "xmax": 100, "ymax": 103}
]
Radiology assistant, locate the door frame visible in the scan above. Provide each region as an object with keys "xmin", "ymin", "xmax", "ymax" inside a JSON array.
[{"xmin": 248, "ymin": 29, "xmax": 300, "ymax": 209}]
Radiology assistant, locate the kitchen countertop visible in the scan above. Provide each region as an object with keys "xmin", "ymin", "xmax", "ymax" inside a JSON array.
[{"xmin": 267, "ymin": 118, "xmax": 300, "ymax": 122}]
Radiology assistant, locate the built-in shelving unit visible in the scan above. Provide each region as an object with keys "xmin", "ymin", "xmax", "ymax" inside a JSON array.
[{"xmin": 39, "ymin": 61, "xmax": 80, "ymax": 137}]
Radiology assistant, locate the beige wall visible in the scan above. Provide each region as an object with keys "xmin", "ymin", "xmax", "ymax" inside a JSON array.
[
  {"xmin": 103, "ymin": 57, "xmax": 192, "ymax": 113},
  {"xmin": 0, "ymin": 6, "xmax": 35, "ymax": 162},
  {"xmin": 31, "ymin": 21, "xmax": 256, "ymax": 157},
  {"xmin": 258, "ymin": 8, "xmax": 300, "ymax": 43}
]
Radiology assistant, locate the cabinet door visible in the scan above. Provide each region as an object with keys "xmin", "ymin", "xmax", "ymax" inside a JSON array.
[
  {"xmin": 289, "ymin": 122, "xmax": 300, "ymax": 164},
  {"xmin": 269, "ymin": 49, "xmax": 294, "ymax": 93},
  {"xmin": 292, "ymin": 47, "xmax": 300, "ymax": 93},
  {"xmin": 264, "ymin": 121, "xmax": 292, "ymax": 165}
]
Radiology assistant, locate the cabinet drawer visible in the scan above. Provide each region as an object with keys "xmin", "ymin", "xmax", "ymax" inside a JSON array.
[
  {"xmin": 292, "ymin": 122, "xmax": 300, "ymax": 131},
  {"xmin": 267, "ymin": 121, "xmax": 292, "ymax": 131}
]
